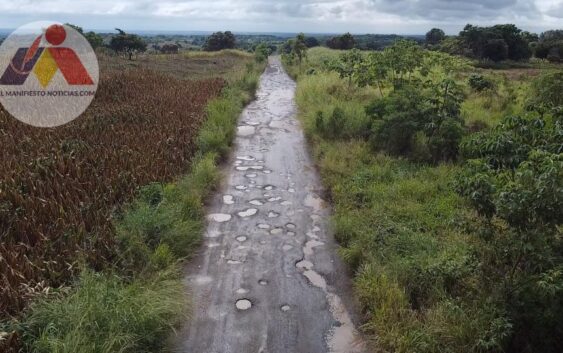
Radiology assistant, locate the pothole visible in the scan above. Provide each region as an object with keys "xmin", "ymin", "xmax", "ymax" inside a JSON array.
[
  {"xmin": 235, "ymin": 299, "xmax": 252, "ymax": 310},
  {"xmin": 223, "ymin": 195, "xmax": 234, "ymax": 205},
  {"xmin": 258, "ymin": 279, "xmax": 268, "ymax": 286},
  {"xmin": 281, "ymin": 200, "xmax": 292, "ymax": 206},
  {"xmin": 267, "ymin": 196, "xmax": 282, "ymax": 202},
  {"xmin": 257, "ymin": 223, "xmax": 271, "ymax": 229},
  {"xmin": 207, "ymin": 213, "xmax": 232, "ymax": 223},
  {"xmin": 235, "ymin": 185, "xmax": 247, "ymax": 190},
  {"xmin": 245, "ymin": 173, "xmax": 257, "ymax": 178},
  {"xmin": 264, "ymin": 185, "xmax": 275, "ymax": 191},
  {"xmin": 193, "ymin": 275, "xmax": 213, "ymax": 285},
  {"xmin": 268, "ymin": 211, "xmax": 280, "ymax": 218},
  {"xmin": 249, "ymin": 199, "xmax": 264, "ymax": 206},
  {"xmin": 286, "ymin": 223, "xmax": 296, "ymax": 230},
  {"xmin": 304, "ymin": 239, "xmax": 325, "ymax": 256},
  {"xmin": 303, "ymin": 270, "xmax": 327, "ymax": 290},
  {"xmin": 270, "ymin": 228, "xmax": 283, "ymax": 235},
  {"xmin": 237, "ymin": 155, "xmax": 255, "ymax": 161},
  {"xmin": 238, "ymin": 208, "xmax": 258, "ymax": 217},
  {"xmin": 236, "ymin": 236, "xmax": 247, "ymax": 242},
  {"xmin": 281, "ymin": 305, "xmax": 291, "ymax": 312},
  {"xmin": 296, "ymin": 259, "xmax": 314, "ymax": 270}
]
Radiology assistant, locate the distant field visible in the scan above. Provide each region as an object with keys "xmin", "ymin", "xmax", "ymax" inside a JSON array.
[{"xmin": 99, "ymin": 49, "xmax": 254, "ymax": 80}]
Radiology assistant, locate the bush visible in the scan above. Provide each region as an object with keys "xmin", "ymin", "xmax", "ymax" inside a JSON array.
[
  {"xmin": 468, "ymin": 73, "xmax": 494, "ymax": 92},
  {"xmin": 456, "ymin": 112, "xmax": 563, "ymax": 353},
  {"xmin": 366, "ymin": 80, "xmax": 465, "ymax": 162},
  {"xmin": 526, "ymin": 71, "xmax": 563, "ymax": 112}
]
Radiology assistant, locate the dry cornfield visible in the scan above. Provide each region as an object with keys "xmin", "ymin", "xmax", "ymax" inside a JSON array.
[{"xmin": 0, "ymin": 69, "xmax": 225, "ymax": 316}]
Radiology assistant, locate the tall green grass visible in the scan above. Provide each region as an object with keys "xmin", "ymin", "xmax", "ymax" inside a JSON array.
[
  {"xmin": 21, "ymin": 271, "xmax": 185, "ymax": 353},
  {"xmin": 11, "ymin": 58, "xmax": 265, "ymax": 353}
]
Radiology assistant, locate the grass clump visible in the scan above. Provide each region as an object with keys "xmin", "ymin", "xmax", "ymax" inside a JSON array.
[{"xmin": 20, "ymin": 271, "xmax": 186, "ymax": 353}]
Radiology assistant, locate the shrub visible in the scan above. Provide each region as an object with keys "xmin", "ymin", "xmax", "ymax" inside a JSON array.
[
  {"xmin": 468, "ymin": 73, "xmax": 494, "ymax": 92},
  {"xmin": 366, "ymin": 79, "xmax": 465, "ymax": 162},
  {"xmin": 456, "ymin": 111, "xmax": 563, "ymax": 352},
  {"xmin": 526, "ymin": 71, "xmax": 563, "ymax": 112}
]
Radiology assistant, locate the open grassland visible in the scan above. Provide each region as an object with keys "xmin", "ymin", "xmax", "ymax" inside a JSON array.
[
  {"xmin": 288, "ymin": 46, "xmax": 562, "ymax": 352},
  {"xmin": 0, "ymin": 51, "xmax": 263, "ymax": 353}
]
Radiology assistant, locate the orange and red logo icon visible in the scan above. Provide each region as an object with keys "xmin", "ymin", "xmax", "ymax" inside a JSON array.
[
  {"xmin": 0, "ymin": 24, "xmax": 94, "ymax": 87},
  {"xmin": 0, "ymin": 21, "xmax": 99, "ymax": 127}
]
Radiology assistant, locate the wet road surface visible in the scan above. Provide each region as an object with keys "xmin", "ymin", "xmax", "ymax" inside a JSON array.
[{"xmin": 173, "ymin": 57, "xmax": 365, "ymax": 353}]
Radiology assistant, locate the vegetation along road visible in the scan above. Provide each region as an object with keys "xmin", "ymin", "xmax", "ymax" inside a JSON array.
[{"xmin": 173, "ymin": 57, "xmax": 366, "ymax": 353}]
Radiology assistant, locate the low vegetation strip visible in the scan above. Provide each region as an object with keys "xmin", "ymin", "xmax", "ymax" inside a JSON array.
[
  {"xmin": 0, "ymin": 52, "xmax": 264, "ymax": 353},
  {"xmin": 286, "ymin": 42, "xmax": 562, "ymax": 353}
]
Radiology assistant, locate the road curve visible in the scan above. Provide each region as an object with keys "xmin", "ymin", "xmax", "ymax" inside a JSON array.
[{"xmin": 173, "ymin": 57, "xmax": 366, "ymax": 353}]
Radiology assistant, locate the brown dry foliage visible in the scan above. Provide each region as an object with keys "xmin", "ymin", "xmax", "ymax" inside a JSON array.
[{"xmin": 0, "ymin": 69, "xmax": 225, "ymax": 316}]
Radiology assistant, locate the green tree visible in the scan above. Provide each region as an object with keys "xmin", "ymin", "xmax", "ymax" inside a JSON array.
[
  {"xmin": 304, "ymin": 36, "xmax": 320, "ymax": 48},
  {"xmin": 203, "ymin": 31, "xmax": 236, "ymax": 51},
  {"xmin": 109, "ymin": 29, "xmax": 147, "ymax": 60},
  {"xmin": 254, "ymin": 43, "xmax": 270, "ymax": 63},
  {"xmin": 426, "ymin": 28, "xmax": 446, "ymax": 45},
  {"xmin": 459, "ymin": 24, "xmax": 532, "ymax": 61},
  {"xmin": 291, "ymin": 33, "xmax": 308, "ymax": 65},
  {"xmin": 483, "ymin": 38, "xmax": 509, "ymax": 62},
  {"xmin": 65, "ymin": 23, "xmax": 103, "ymax": 49},
  {"xmin": 535, "ymin": 30, "xmax": 563, "ymax": 62},
  {"xmin": 326, "ymin": 32, "xmax": 355, "ymax": 50},
  {"xmin": 327, "ymin": 49, "xmax": 364, "ymax": 86}
]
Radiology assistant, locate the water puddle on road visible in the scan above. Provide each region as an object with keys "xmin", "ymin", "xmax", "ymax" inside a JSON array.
[
  {"xmin": 223, "ymin": 195, "xmax": 234, "ymax": 205},
  {"xmin": 238, "ymin": 208, "xmax": 258, "ymax": 218},
  {"xmin": 235, "ymin": 299, "xmax": 252, "ymax": 310}
]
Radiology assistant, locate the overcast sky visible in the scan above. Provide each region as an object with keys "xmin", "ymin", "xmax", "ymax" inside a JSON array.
[{"xmin": 0, "ymin": 0, "xmax": 561, "ymax": 34}]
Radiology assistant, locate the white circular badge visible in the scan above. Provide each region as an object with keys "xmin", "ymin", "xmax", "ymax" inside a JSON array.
[{"xmin": 0, "ymin": 21, "xmax": 99, "ymax": 127}]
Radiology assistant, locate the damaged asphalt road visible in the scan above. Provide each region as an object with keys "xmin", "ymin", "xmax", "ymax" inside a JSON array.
[{"xmin": 173, "ymin": 57, "xmax": 366, "ymax": 353}]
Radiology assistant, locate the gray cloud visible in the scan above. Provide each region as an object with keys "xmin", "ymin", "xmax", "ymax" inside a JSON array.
[
  {"xmin": 0, "ymin": 0, "xmax": 559, "ymax": 33},
  {"xmin": 367, "ymin": 0, "xmax": 542, "ymax": 20},
  {"xmin": 546, "ymin": 1, "xmax": 563, "ymax": 17}
]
